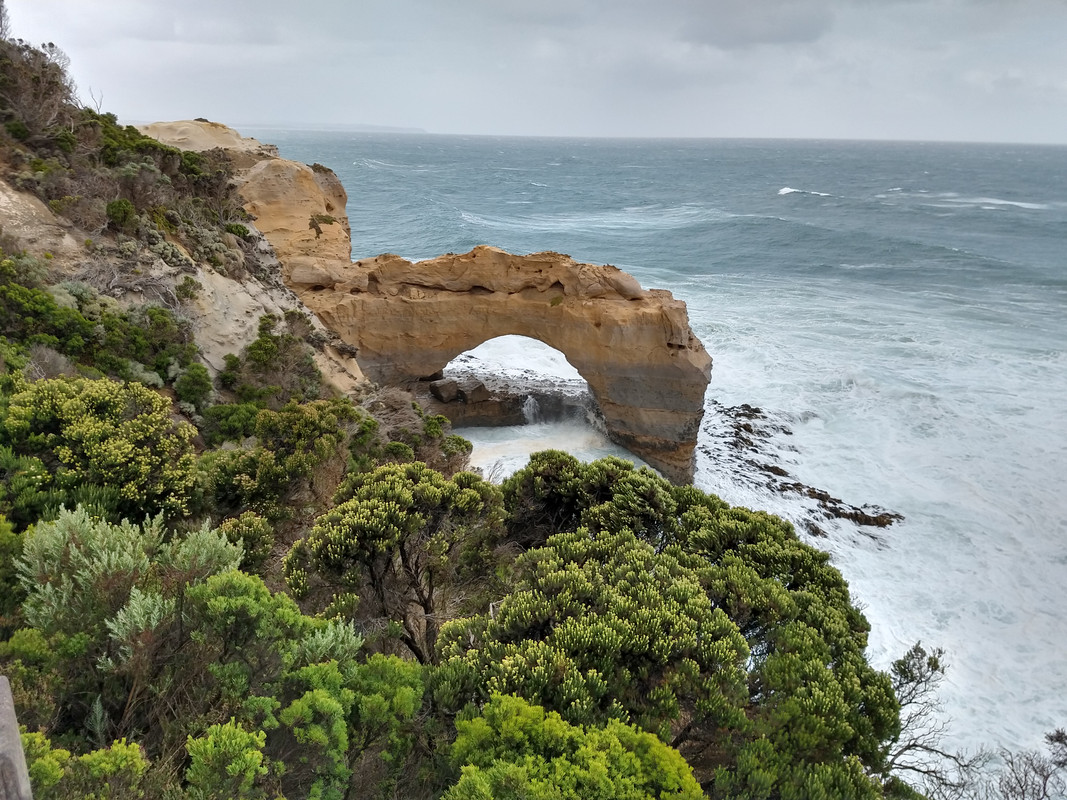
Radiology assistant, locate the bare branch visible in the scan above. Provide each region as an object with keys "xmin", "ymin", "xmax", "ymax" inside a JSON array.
[{"xmin": 0, "ymin": 0, "xmax": 11, "ymax": 41}]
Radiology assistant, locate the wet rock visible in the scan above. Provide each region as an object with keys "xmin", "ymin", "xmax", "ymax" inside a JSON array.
[{"xmin": 430, "ymin": 378, "xmax": 460, "ymax": 403}]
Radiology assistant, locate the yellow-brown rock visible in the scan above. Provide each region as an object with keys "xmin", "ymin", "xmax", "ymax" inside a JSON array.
[
  {"xmin": 139, "ymin": 120, "xmax": 369, "ymax": 392},
  {"xmin": 290, "ymin": 246, "xmax": 712, "ymax": 482},
  {"xmin": 145, "ymin": 120, "xmax": 712, "ymax": 481}
]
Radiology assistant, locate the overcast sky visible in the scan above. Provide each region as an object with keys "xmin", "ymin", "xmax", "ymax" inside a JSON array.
[{"xmin": 8, "ymin": 0, "xmax": 1067, "ymax": 143}]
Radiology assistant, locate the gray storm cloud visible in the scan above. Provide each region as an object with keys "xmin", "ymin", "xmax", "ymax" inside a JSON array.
[{"xmin": 7, "ymin": 0, "xmax": 1067, "ymax": 142}]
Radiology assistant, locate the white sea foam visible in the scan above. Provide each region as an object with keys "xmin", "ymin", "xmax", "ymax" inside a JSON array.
[
  {"xmin": 779, "ymin": 186, "xmax": 832, "ymax": 197},
  {"xmin": 459, "ymin": 421, "xmax": 651, "ymax": 481},
  {"xmin": 446, "ymin": 335, "xmax": 583, "ymax": 382},
  {"xmin": 687, "ymin": 272, "xmax": 1067, "ymax": 754},
  {"xmin": 922, "ymin": 193, "xmax": 1050, "ymax": 210},
  {"xmin": 353, "ymin": 157, "xmax": 432, "ymax": 172}
]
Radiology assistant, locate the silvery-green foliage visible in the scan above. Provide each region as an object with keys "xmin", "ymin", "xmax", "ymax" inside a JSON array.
[
  {"xmin": 16, "ymin": 508, "xmax": 240, "ymax": 643},
  {"xmin": 157, "ymin": 520, "xmax": 243, "ymax": 580},
  {"xmin": 98, "ymin": 586, "xmax": 176, "ymax": 671},
  {"xmin": 293, "ymin": 618, "xmax": 365, "ymax": 668},
  {"xmin": 17, "ymin": 506, "xmax": 164, "ymax": 636}
]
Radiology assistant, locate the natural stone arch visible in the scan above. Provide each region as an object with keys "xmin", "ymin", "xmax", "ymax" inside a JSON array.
[{"xmin": 286, "ymin": 246, "xmax": 712, "ymax": 483}]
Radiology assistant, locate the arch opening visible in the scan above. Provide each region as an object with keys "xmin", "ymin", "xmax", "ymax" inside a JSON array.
[
  {"xmin": 435, "ymin": 336, "xmax": 650, "ymax": 480},
  {"xmin": 415, "ymin": 335, "xmax": 600, "ymax": 432}
]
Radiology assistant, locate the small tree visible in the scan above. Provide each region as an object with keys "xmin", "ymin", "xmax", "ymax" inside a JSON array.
[
  {"xmin": 286, "ymin": 462, "xmax": 506, "ymax": 663},
  {"xmin": 0, "ymin": 36, "xmax": 77, "ymax": 138}
]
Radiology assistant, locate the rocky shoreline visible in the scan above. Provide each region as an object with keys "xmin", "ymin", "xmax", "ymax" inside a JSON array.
[
  {"xmin": 701, "ymin": 400, "xmax": 903, "ymax": 536},
  {"xmin": 416, "ymin": 363, "xmax": 903, "ymax": 537}
]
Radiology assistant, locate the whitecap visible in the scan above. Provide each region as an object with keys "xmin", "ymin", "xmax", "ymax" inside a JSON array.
[
  {"xmin": 353, "ymin": 157, "xmax": 431, "ymax": 172},
  {"xmin": 779, "ymin": 187, "xmax": 831, "ymax": 197},
  {"xmin": 933, "ymin": 194, "xmax": 1049, "ymax": 210}
]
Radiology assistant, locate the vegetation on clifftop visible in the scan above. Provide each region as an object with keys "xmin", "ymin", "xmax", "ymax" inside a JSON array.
[{"xmin": 1, "ymin": 17, "xmax": 1063, "ymax": 800}]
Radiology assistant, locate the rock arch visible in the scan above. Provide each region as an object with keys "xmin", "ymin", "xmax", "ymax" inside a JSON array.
[{"xmin": 287, "ymin": 246, "xmax": 712, "ymax": 483}]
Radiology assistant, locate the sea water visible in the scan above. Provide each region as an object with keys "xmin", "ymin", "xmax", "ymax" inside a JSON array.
[{"xmin": 247, "ymin": 129, "xmax": 1067, "ymax": 754}]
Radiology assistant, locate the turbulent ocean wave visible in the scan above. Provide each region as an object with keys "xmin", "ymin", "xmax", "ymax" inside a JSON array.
[
  {"xmin": 459, "ymin": 203, "xmax": 731, "ymax": 235},
  {"xmin": 778, "ymin": 186, "xmax": 832, "ymax": 197}
]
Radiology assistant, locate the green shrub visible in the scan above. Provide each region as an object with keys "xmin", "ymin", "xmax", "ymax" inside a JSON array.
[
  {"xmin": 201, "ymin": 401, "xmax": 260, "ymax": 445},
  {"xmin": 105, "ymin": 198, "xmax": 137, "ymax": 233},
  {"xmin": 218, "ymin": 314, "xmax": 323, "ymax": 409},
  {"xmin": 224, "ymin": 222, "xmax": 250, "ymax": 238},
  {"xmin": 5, "ymin": 119, "xmax": 30, "ymax": 141},
  {"xmin": 217, "ymin": 512, "xmax": 275, "ymax": 572},
  {"xmin": 175, "ymin": 363, "xmax": 212, "ymax": 410},
  {"xmin": 185, "ymin": 719, "xmax": 268, "ymax": 800},
  {"xmin": 444, "ymin": 694, "xmax": 702, "ymax": 800},
  {"xmin": 0, "ymin": 376, "xmax": 198, "ymax": 519},
  {"xmin": 176, "ymin": 276, "xmax": 202, "ymax": 301},
  {"xmin": 0, "ymin": 513, "xmax": 22, "ymax": 634}
]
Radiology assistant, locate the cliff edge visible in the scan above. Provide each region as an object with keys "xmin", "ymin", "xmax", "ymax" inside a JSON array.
[{"xmin": 143, "ymin": 121, "xmax": 712, "ymax": 482}]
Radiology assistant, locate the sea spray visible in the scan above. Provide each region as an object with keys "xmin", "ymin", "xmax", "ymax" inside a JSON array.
[{"xmin": 522, "ymin": 395, "xmax": 542, "ymax": 424}]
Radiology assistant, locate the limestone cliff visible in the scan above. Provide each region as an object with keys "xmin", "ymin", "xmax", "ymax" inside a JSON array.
[
  {"xmin": 288, "ymin": 247, "xmax": 712, "ymax": 483},
  {"xmin": 142, "ymin": 121, "xmax": 712, "ymax": 482},
  {"xmin": 137, "ymin": 121, "xmax": 367, "ymax": 394}
]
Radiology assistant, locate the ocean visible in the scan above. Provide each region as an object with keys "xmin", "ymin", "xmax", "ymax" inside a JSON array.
[{"xmin": 246, "ymin": 129, "xmax": 1067, "ymax": 754}]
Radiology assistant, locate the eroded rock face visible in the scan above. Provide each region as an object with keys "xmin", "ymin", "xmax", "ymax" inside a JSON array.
[
  {"xmin": 148, "ymin": 121, "xmax": 713, "ymax": 481},
  {"xmin": 289, "ymin": 247, "xmax": 712, "ymax": 482},
  {"xmin": 140, "ymin": 120, "xmax": 369, "ymax": 393}
]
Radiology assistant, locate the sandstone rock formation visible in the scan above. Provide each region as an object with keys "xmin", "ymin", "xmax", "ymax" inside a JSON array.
[
  {"xmin": 138, "ymin": 120, "xmax": 278, "ymax": 160},
  {"xmin": 140, "ymin": 121, "xmax": 368, "ymax": 392},
  {"xmin": 288, "ymin": 247, "xmax": 712, "ymax": 482},
  {"xmin": 143, "ymin": 121, "xmax": 712, "ymax": 481}
]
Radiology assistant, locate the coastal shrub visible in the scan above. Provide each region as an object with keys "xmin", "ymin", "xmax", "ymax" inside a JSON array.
[
  {"xmin": 175, "ymin": 362, "xmax": 212, "ymax": 410},
  {"xmin": 201, "ymin": 401, "xmax": 259, "ymax": 445},
  {"xmin": 20, "ymin": 730, "xmax": 149, "ymax": 800},
  {"xmin": 217, "ymin": 511, "xmax": 275, "ymax": 572},
  {"xmin": 0, "ymin": 513, "xmax": 21, "ymax": 634},
  {"xmin": 201, "ymin": 398, "xmax": 359, "ymax": 518},
  {"xmin": 4, "ymin": 119, "xmax": 30, "ymax": 141},
  {"xmin": 185, "ymin": 719, "xmax": 268, "ymax": 800},
  {"xmin": 176, "ymin": 275, "xmax": 202, "ymax": 302},
  {"xmin": 287, "ymin": 462, "xmax": 506, "ymax": 663},
  {"xmin": 354, "ymin": 388, "xmax": 471, "ymax": 476},
  {"xmin": 8, "ymin": 508, "xmax": 243, "ymax": 754},
  {"xmin": 105, "ymin": 197, "xmax": 138, "ymax": 233},
  {"xmin": 0, "ymin": 376, "xmax": 197, "ymax": 519},
  {"xmin": 219, "ymin": 314, "xmax": 323, "ymax": 409},
  {"xmin": 434, "ymin": 525, "xmax": 751, "ymax": 741},
  {"xmin": 0, "ymin": 262, "xmax": 197, "ymax": 385},
  {"xmin": 443, "ymin": 694, "xmax": 703, "ymax": 800}
]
